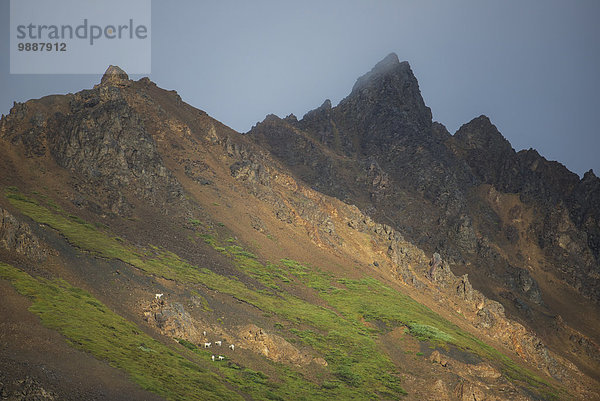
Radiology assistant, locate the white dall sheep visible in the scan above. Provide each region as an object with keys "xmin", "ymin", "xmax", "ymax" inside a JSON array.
[
  {"xmin": 204, "ymin": 342, "xmax": 211, "ymax": 348},
  {"xmin": 203, "ymin": 331, "xmax": 207, "ymax": 336},
  {"xmin": 211, "ymin": 355, "xmax": 215, "ymax": 361},
  {"xmin": 218, "ymin": 356, "xmax": 224, "ymax": 361},
  {"xmin": 155, "ymin": 293, "xmax": 163, "ymax": 300},
  {"xmin": 215, "ymin": 341, "xmax": 222, "ymax": 346},
  {"xmin": 229, "ymin": 344, "xmax": 235, "ymax": 351}
]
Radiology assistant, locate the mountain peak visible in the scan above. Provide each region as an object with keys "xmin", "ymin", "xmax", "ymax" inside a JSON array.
[
  {"xmin": 583, "ymin": 169, "xmax": 598, "ymax": 181},
  {"xmin": 320, "ymin": 99, "xmax": 332, "ymax": 109},
  {"xmin": 374, "ymin": 52, "xmax": 401, "ymax": 70},
  {"xmin": 100, "ymin": 65, "xmax": 130, "ymax": 87},
  {"xmin": 332, "ymin": 54, "xmax": 432, "ymax": 151},
  {"xmin": 351, "ymin": 53, "xmax": 411, "ymax": 94},
  {"xmin": 454, "ymin": 115, "xmax": 513, "ymax": 153}
]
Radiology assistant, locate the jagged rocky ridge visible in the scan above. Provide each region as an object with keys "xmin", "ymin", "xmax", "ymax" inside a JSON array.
[{"xmin": 248, "ymin": 53, "xmax": 600, "ymax": 310}]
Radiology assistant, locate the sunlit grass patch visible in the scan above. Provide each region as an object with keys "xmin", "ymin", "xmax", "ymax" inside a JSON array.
[{"xmin": 408, "ymin": 324, "xmax": 454, "ymax": 343}]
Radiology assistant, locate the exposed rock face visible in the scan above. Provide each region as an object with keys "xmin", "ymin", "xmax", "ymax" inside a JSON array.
[
  {"xmin": 0, "ymin": 208, "xmax": 46, "ymax": 260},
  {"xmin": 469, "ymin": 363, "xmax": 502, "ymax": 380},
  {"xmin": 99, "ymin": 65, "xmax": 131, "ymax": 87},
  {"xmin": 223, "ymin": 134, "xmax": 342, "ymax": 248},
  {"xmin": 430, "ymin": 379, "xmax": 451, "ymax": 401},
  {"xmin": 427, "ymin": 252, "xmax": 442, "ymax": 278},
  {"xmin": 451, "ymin": 115, "xmax": 518, "ymax": 185},
  {"xmin": 143, "ymin": 300, "xmax": 203, "ymax": 342},
  {"xmin": 1, "ymin": 77, "xmax": 184, "ymax": 217},
  {"xmin": 238, "ymin": 324, "xmax": 323, "ymax": 367},
  {"xmin": 334, "ymin": 53, "xmax": 433, "ymax": 156},
  {"xmin": 429, "ymin": 350, "xmax": 448, "ymax": 367},
  {"xmin": 450, "ymin": 117, "xmax": 600, "ymax": 303},
  {"xmin": 456, "ymin": 274, "xmax": 477, "ymax": 302},
  {"xmin": 51, "ymin": 93, "xmax": 183, "ymax": 215},
  {"xmin": 453, "ymin": 380, "xmax": 486, "ymax": 401},
  {"xmin": 297, "ymin": 99, "xmax": 336, "ymax": 148},
  {"xmin": 425, "ymin": 349, "xmax": 530, "ymax": 400}
]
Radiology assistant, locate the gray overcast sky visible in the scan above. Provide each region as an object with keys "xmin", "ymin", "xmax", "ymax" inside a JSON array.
[{"xmin": 1, "ymin": 0, "xmax": 599, "ymax": 177}]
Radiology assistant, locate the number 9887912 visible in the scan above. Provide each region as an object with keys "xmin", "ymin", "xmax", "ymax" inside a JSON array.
[{"xmin": 17, "ymin": 42, "xmax": 66, "ymax": 51}]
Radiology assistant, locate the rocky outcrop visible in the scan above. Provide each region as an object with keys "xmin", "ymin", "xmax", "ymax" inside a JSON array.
[
  {"xmin": 0, "ymin": 208, "xmax": 46, "ymax": 260},
  {"xmin": 457, "ymin": 287, "xmax": 567, "ymax": 382},
  {"xmin": 426, "ymin": 350, "xmax": 529, "ymax": 400},
  {"xmin": 0, "ymin": 102, "xmax": 47, "ymax": 157},
  {"xmin": 468, "ymin": 363, "xmax": 502, "ymax": 380},
  {"xmin": 429, "ymin": 350, "xmax": 448, "ymax": 367},
  {"xmin": 49, "ymin": 91, "xmax": 183, "ymax": 215},
  {"xmin": 430, "ymin": 379, "xmax": 451, "ymax": 401},
  {"xmin": 333, "ymin": 53, "xmax": 433, "ymax": 156},
  {"xmin": 143, "ymin": 299, "xmax": 203, "ymax": 342},
  {"xmin": 0, "ymin": 72, "xmax": 185, "ymax": 217},
  {"xmin": 451, "ymin": 116, "xmax": 518, "ymax": 186},
  {"xmin": 453, "ymin": 380, "xmax": 486, "ymax": 401},
  {"xmin": 99, "ymin": 65, "xmax": 131, "ymax": 88},
  {"xmin": 238, "ymin": 324, "xmax": 325, "ymax": 367},
  {"xmin": 456, "ymin": 274, "xmax": 478, "ymax": 302},
  {"xmin": 143, "ymin": 299, "xmax": 329, "ymax": 368},
  {"xmin": 0, "ymin": 375, "xmax": 57, "ymax": 401},
  {"xmin": 296, "ymin": 99, "xmax": 338, "ymax": 149}
]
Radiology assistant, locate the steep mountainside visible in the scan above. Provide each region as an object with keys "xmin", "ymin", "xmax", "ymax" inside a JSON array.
[
  {"xmin": 249, "ymin": 54, "xmax": 600, "ymax": 371},
  {"xmin": 0, "ymin": 59, "xmax": 598, "ymax": 401}
]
